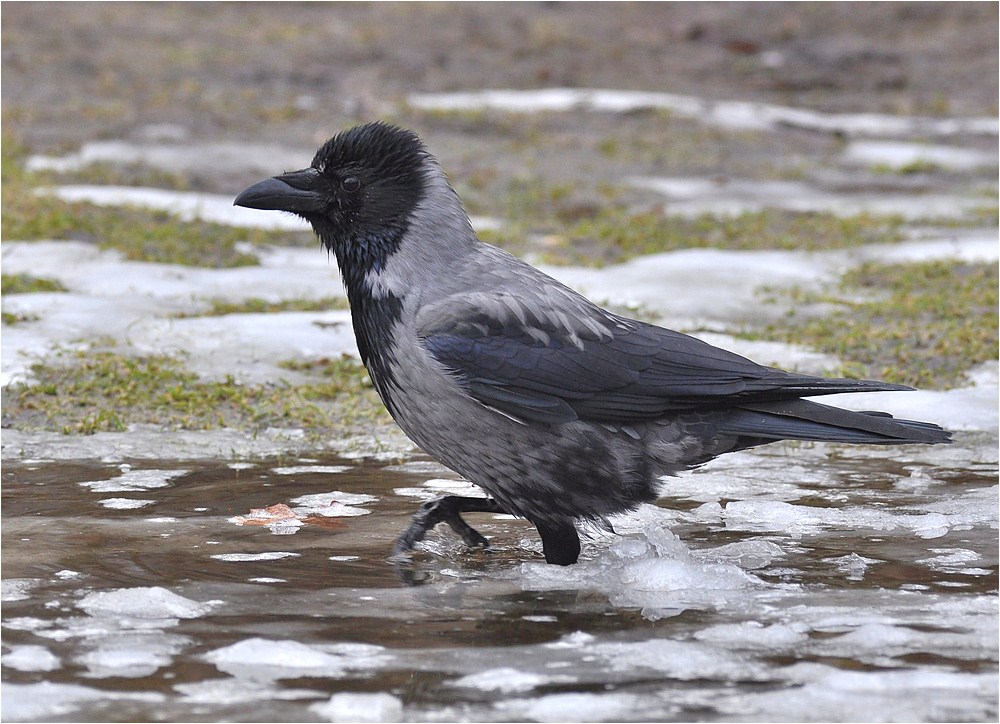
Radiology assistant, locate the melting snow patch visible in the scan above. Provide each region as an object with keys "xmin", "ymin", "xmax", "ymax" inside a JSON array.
[
  {"xmin": 725, "ymin": 667, "xmax": 998, "ymax": 722},
  {"xmin": 210, "ymin": 552, "xmax": 301, "ymax": 562},
  {"xmin": 503, "ymin": 691, "xmax": 644, "ymax": 723},
  {"xmin": 843, "ymin": 140, "xmax": 997, "ymax": 171},
  {"xmin": 395, "ymin": 477, "xmax": 486, "ymax": 500},
  {"xmin": 205, "ymin": 638, "xmax": 390, "ymax": 681},
  {"xmin": 826, "ymin": 553, "xmax": 880, "ymax": 580},
  {"xmin": 874, "ymin": 231, "xmax": 1000, "ymax": 265},
  {"xmin": 918, "ymin": 548, "xmax": 985, "ymax": 572},
  {"xmin": 2, "ymin": 644, "xmax": 61, "ymax": 672},
  {"xmin": 693, "ymin": 621, "xmax": 809, "ymax": 649},
  {"xmin": 175, "ymin": 677, "xmax": 320, "ymax": 704},
  {"xmin": 809, "ymin": 621, "xmax": 996, "ymax": 667},
  {"xmin": 77, "ymin": 640, "xmax": 180, "ymax": 679},
  {"xmin": 2, "ymin": 616, "xmax": 52, "ymax": 632},
  {"xmin": 408, "ymin": 88, "xmax": 999, "ymax": 137},
  {"xmin": 718, "ymin": 498, "xmax": 988, "ymax": 540},
  {"xmin": 311, "ymin": 692, "xmax": 404, "ymax": 723},
  {"xmin": 629, "ymin": 175, "xmax": 986, "ymax": 220},
  {"xmin": 78, "ymin": 587, "xmax": 217, "ymax": 619},
  {"xmin": 517, "ymin": 525, "xmax": 763, "ymax": 619},
  {"xmin": 0, "ymin": 681, "xmax": 164, "ymax": 721},
  {"xmin": 293, "ymin": 501, "xmax": 370, "ymax": 519},
  {"xmin": 290, "ymin": 490, "xmax": 377, "ymax": 507},
  {"xmin": 542, "ymin": 247, "xmax": 832, "ymax": 332},
  {"xmin": 35, "ymin": 181, "xmax": 500, "ymax": 237},
  {"xmin": 382, "ymin": 460, "xmax": 456, "ymax": 475},
  {"xmin": 449, "ymin": 667, "xmax": 570, "ymax": 693},
  {"xmin": 40, "ymin": 185, "xmax": 311, "ymax": 231},
  {"xmin": 25, "ymin": 139, "xmax": 309, "ymax": 177},
  {"xmin": 78, "ymin": 468, "xmax": 187, "ymax": 493},
  {"xmin": 98, "ymin": 497, "xmax": 156, "ymax": 509},
  {"xmin": 593, "ymin": 638, "xmax": 761, "ymax": 681},
  {"xmin": 815, "ymin": 361, "xmax": 998, "ymax": 433},
  {"xmin": 127, "ymin": 310, "xmax": 358, "ymax": 385},
  {"xmin": 423, "ymin": 477, "xmax": 486, "ymax": 492},
  {"xmin": 1, "ymin": 578, "xmax": 41, "ymax": 602},
  {"xmin": 272, "ymin": 465, "xmax": 354, "ymax": 475},
  {"xmin": 545, "ymin": 631, "xmax": 597, "ymax": 649},
  {"xmin": 695, "ymin": 539, "xmax": 786, "ymax": 570}
]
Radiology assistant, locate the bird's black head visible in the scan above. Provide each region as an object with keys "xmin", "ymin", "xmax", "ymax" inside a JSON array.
[{"xmin": 234, "ymin": 122, "xmax": 429, "ymax": 269}]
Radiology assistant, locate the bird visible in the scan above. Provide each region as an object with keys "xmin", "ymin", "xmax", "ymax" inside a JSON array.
[{"xmin": 234, "ymin": 122, "xmax": 951, "ymax": 566}]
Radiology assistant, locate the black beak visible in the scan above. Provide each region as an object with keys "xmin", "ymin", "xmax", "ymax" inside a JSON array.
[{"xmin": 234, "ymin": 167, "xmax": 326, "ymax": 213}]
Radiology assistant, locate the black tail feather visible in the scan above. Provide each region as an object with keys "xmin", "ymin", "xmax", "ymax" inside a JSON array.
[{"xmin": 721, "ymin": 399, "xmax": 952, "ymax": 445}]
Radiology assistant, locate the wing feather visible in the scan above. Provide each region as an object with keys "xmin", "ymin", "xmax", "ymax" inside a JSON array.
[{"xmin": 417, "ymin": 291, "xmax": 907, "ymax": 425}]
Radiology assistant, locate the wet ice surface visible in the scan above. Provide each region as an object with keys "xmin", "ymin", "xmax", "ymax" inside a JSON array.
[{"xmin": 2, "ymin": 435, "xmax": 997, "ymax": 722}]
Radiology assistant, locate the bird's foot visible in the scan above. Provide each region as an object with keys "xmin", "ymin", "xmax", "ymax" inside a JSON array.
[{"xmin": 392, "ymin": 495, "xmax": 504, "ymax": 556}]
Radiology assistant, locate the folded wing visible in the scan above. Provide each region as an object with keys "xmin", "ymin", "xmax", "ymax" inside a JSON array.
[{"xmin": 416, "ymin": 291, "xmax": 914, "ymax": 426}]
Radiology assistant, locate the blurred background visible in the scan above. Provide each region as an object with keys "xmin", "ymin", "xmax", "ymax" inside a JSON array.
[
  {"xmin": 4, "ymin": 2, "xmax": 997, "ymax": 252},
  {"xmin": 4, "ymin": 2, "xmax": 998, "ymax": 143}
]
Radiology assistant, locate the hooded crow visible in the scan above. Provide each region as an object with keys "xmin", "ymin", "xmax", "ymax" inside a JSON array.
[{"xmin": 235, "ymin": 122, "xmax": 950, "ymax": 565}]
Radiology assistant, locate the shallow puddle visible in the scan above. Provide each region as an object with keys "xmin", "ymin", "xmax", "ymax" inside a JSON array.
[{"xmin": 3, "ymin": 437, "xmax": 997, "ymax": 722}]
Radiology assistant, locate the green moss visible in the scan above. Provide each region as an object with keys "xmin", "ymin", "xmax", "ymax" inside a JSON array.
[
  {"xmin": 2, "ymin": 311, "xmax": 32, "ymax": 325},
  {"xmin": 577, "ymin": 208, "xmax": 905, "ymax": 262},
  {"xmin": 597, "ymin": 137, "xmax": 621, "ymax": 158},
  {"xmin": 928, "ymin": 204, "xmax": 1000, "ymax": 229},
  {"xmin": 750, "ymin": 260, "xmax": 998, "ymax": 389},
  {"xmin": 35, "ymin": 161, "xmax": 194, "ymax": 191},
  {"xmin": 4, "ymin": 349, "xmax": 389, "ymax": 436},
  {"xmin": 0, "ymin": 272, "xmax": 62, "ymax": 325},
  {"xmin": 488, "ymin": 203, "xmax": 908, "ymax": 267},
  {"xmin": 1, "ymin": 132, "xmax": 313, "ymax": 268},
  {"xmin": 176, "ymin": 296, "xmax": 350, "ymax": 317},
  {"xmin": 1, "ymin": 273, "xmax": 67, "ymax": 295},
  {"xmin": 896, "ymin": 159, "xmax": 942, "ymax": 175}
]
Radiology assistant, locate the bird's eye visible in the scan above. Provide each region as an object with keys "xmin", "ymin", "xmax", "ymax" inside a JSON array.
[{"xmin": 341, "ymin": 176, "xmax": 361, "ymax": 193}]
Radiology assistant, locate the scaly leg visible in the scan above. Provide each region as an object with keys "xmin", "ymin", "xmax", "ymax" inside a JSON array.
[
  {"xmin": 534, "ymin": 519, "xmax": 581, "ymax": 566},
  {"xmin": 392, "ymin": 496, "xmax": 504, "ymax": 556}
]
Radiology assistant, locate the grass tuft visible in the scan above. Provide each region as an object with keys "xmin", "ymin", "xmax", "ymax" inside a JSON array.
[
  {"xmin": 748, "ymin": 260, "xmax": 998, "ymax": 389},
  {"xmin": 1, "ymin": 273, "xmax": 67, "ymax": 295},
  {"xmin": 2, "ymin": 132, "xmax": 313, "ymax": 268},
  {"xmin": 175, "ymin": 296, "xmax": 350, "ymax": 317},
  {"xmin": 483, "ymin": 194, "xmax": 908, "ymax": 267},
  {"xmin": 3, "ymin": 349, "xmax": 390, "ymax": 437}
]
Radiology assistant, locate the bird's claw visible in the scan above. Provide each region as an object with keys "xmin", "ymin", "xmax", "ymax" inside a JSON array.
[{"xmin": 392, "ymin": 495, "xmax": 503, "ymax": 556}]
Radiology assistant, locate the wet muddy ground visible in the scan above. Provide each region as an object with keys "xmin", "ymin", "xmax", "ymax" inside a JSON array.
[{"xmin": 2, "ymin": 435, "xmax": 997, "ymax": 722}]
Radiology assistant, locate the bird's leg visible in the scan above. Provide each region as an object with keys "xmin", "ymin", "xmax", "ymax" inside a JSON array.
[
  {"xmin": 392, "ymin": 495, "xmax": 505, "ymax": 556},
  {"xmin": 533, "ymin": 519, "xmax": 581, "ymax": 566}
]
